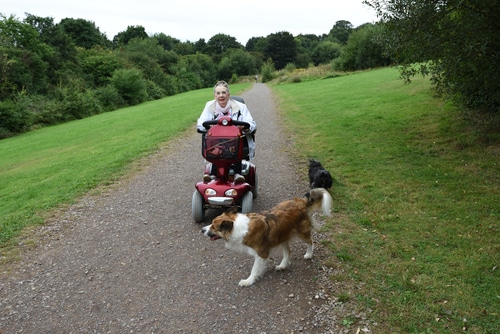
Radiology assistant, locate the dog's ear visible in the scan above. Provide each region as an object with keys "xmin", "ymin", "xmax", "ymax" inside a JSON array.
[{"xmin": 220, "ymin": 220, "xmax": 234, "ymax": 231}]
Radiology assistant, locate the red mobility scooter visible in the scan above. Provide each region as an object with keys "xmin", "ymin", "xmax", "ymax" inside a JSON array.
[{"xmin": 192, "ymin": 108, "xmax": 257, "ymax": 223}]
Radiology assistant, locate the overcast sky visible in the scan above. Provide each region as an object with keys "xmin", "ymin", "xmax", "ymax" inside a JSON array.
[{"xmin": 4, "ymin": 0, "xmax": 378, "ymax": 44}]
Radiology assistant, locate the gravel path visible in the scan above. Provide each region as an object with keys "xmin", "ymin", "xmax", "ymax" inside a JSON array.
[{"xmin": 0, "ymin": 84, "xmax": 371, "ymax": 333}]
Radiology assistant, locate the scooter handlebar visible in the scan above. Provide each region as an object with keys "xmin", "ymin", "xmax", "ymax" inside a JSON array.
[
  {"xmin": 231, "ymin": 120, "xmax": 251, "ymax": 130},
  {"xmin": 201, "ymin": 119, "xmax": 250, "ymax": 131}
]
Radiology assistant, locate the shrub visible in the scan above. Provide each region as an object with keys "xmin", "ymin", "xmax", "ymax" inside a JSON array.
[
  {"xmin": 95, "ymin": 84, "xmax": 126, "ymax": 111},
  {"xmin": 16, "ymin": 94, "xmax": 64, "ymax": 126},
  {"xmin": 260, "ymin": 59, "xmax": 276, "ymax": 83},
  {"xmin": 160, "ymin": 75, "xmax": 179, "ymax": 96},
  {"xmin": 311, "ymin": 41, "xmax": 341, "ymax": 65},
  {"xmin": 0, "ymin": 99, "xmax": 33, "ymax": 137},
  {"xmin": 145, "ymin": 80, "xmax": 165, "ymax": 100},
  {"xmin": 55, "ymin": 86, "xmax": 102, "ymax": 120},
  {"xmin": 333, "ymin": 23, "xmax": 389, "ymax": 71},
  {"xmin": 284, "ymin": 63, "xmax": 297, "ymax": 73},
  {"xmin": 110, "ymin": 68, "xmax": 148, "ymax": 105}
]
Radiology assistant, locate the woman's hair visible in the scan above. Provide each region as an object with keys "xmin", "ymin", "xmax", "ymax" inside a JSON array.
[{"xmin": 213, "ymin": 80, "xmax": 230, "ymax": 94}]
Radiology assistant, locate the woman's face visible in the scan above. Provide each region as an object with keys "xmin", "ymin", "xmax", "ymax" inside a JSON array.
[{"xmin": 214, "ymin": 85, "xmax": 230, "ymax": 107}]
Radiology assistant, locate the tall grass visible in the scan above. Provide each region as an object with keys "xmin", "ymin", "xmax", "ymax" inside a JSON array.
[
  {"xmin": 0, "ymin": 84, "xmax": 250, "ymax": 247},
  {"xmin": 272, "ymin": 68, "xmax": 499, "ymax": 333}
]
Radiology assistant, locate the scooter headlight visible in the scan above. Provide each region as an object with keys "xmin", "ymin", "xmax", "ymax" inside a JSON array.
[
  {"xmin": 205, "ymin": 188, "xmax": 217, "ymax": 196},
  {"xmin": 221, "ymin": 119, "xmax": 229, "ymax": 126},
  {"xmin": 225, "ymin": 189, "xmax": 237, "ymax": 196}
]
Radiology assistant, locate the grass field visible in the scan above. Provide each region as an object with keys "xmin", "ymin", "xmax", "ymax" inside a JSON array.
[
  {"xmin": 1, "ymin": 67, "xmax": 498, "ymax": 332},
  {"xmin": 272, "ymin": 68, "xmax": 499, "ymax": 333},
  {"xmin": 0, "ymin": 84, "xmax": 250, "ymax": 247}
]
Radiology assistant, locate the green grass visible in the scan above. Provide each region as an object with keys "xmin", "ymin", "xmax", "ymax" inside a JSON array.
[
  {"xmin": 0, "ymin": 84, "xmax": 251, "ymax": 247},
  {"xmin": 271, "ymin": 67, "xmax": 499, "ymax": 333}
]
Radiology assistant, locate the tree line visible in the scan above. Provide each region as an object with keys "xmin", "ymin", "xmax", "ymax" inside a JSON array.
[
  {"xmin": 2, "ymin": 0, "xmax": 499, "ymax": 139},
  {"xmin": 0, "ymin": 13, "xmax": 387, "ymax": 138}
]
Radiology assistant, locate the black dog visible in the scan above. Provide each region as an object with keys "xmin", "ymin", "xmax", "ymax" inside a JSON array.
[{"xmin": 308, "ymin": 159, "xmax": 333, "ymax": 189}]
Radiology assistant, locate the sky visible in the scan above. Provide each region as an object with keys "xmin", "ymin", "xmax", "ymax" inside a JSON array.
[{"xmin": 4, "ymin": 0, "xmax": 378, "ymax": 44}]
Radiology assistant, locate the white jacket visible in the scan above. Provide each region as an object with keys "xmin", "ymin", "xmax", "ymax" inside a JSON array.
[{"xmin": 197, "ymin": 98, "xmax": 256, "ymax": 160}]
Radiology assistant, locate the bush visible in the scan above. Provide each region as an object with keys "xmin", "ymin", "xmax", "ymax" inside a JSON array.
[
  {"xmin": 53, "ymin": 85, "xmax": 102, "ymax": 120},
  {"xmin": 145, "ymin": 80, "xmax": 165, "ymax": 100},
  {"xmin": 160, "ymin": 75, "xmax": 179, "ymax": 96},
  {"xmin": 311, "ymin": 41, "xmax": 341, "ymax": 65},
  {"xmin": 260, "ymin": 59, "xmax": 276, "ymax": 83},
  {"xmin": 333, "ymin": 24, "xmax": 389, "ymax": 71},
  {"xmin": 95, "ymin": 85, "xmax": 126, "ymax": 111},
  {"xmin": 0, "ymin": 99, "xmax": 33, "ymax": 137},
  {"xmin": 110, "ymin": 68, "xmax": 148, "ymax": 105},
  {"xmin": 16, "ymin": 94, "xmax": 64, "ymax": 126},
  {"xmin": 284, "ymin": 63, "xmax": 297, "ymax": 72}
]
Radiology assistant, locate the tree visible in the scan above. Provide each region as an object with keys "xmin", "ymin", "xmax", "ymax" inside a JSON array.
[
  {"xmin": 328, "ymin": 20, "xmax": 353, "ymax": 45},
  {"xmin": 296, "ymin": 34, "xmax": 320, "ymax": 50},
  {"xmin": 218, "ymin": 49, "xmax": 257, "ymax": 81},
  {"xmin": 311, "ymin": 41, "xmax": 341, "ymax": 65},
  {"xmin": 0, "ymin": 14, "xmax": 51, "ymax": 97},
  {"xmin": 175, "ymin": 53, "xmax": 217, "ymax": 89},
  {"xmin": 113, "ymin": 25, "xmax": 148, "ymax": 47},
  {"xmin": 363, "ymin": 0, "xmax": 500, "ymax": 113},
  {"xmin": 264, "ymin": 31, "xmax": 297, "ymax": 70},
  {"xmin": 153, "ymin": 33, "xmax": 180, "ymax": 51},
  {"xmin": 78, "ymin": 48, "xmax": 123, "ymax": 87},
  {"xmin": 173, "ymin": 40, "xmax": 196, "ymax": 56},
  {"xmin": 23, "ymin": 14, "xmax": 79, "ymax": 80},
  {"xmin": 205, "ymin": 34, "xmax": 242, "ymax": 62},
  {"xmin": 193, "ymin": 38, "xmax": 207, "ymax": 54},
  {"xmin": 23, "ymin": 14, "xmax": 56, "ymax": 38},
  {"xmin": 58, "ymin": 18, "xmax": 109, "ymax": 49},
  {"xmin": 295, "ymin": 34, "xmax": 320, "ymax": 68},
  {"xmin": 245, "ymin": 36, "xmax": 266, "ymax": 53},
  {"xmin": 334, "ymin": 23, "xmax": 390, "ymax": 71}
]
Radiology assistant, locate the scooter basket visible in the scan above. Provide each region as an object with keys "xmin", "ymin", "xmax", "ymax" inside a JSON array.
[{"xmin": 203, "ymin": 136, "xmax": 241, "ymax": 160}]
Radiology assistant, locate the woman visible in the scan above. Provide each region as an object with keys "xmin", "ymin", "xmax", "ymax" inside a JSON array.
[{"xmin": 197, "ymin": 81, "xmax": 257, "ymax": 182}]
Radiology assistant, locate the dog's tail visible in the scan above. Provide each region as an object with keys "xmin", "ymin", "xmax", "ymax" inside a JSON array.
[{"xmin": 306, "ymin": 188, "xmax": 333, "ymax": 217}]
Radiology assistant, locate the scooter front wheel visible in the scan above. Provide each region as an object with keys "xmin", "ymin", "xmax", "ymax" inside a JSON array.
[
  {"xmin": 192, "ymin": 190, "xmax": 205, "ymax": 223},
  {"xmin": 241, "ymin": 191, "xmax": 253, "ymax": 214}
]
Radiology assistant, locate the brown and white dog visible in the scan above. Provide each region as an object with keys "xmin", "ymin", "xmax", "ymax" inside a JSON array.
[{"xmin": 201, "ymin": 188, "xmax": 333, "ymax": 286}]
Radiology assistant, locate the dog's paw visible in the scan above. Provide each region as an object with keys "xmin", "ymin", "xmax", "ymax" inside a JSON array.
[
  {"xmin": 304, "ymin": 246, "xmax": 314, "ymax": 259},
  {"xmin": 275, "ymin": 264, "xmax": 287, "ymax": 271},
  {"xmin": 238, "ymin": 277, "xmax": 255, "ymax": 287},
  {"xmin": 275, "ymin": 260, "xmax": 290, "ymax": 270}
]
